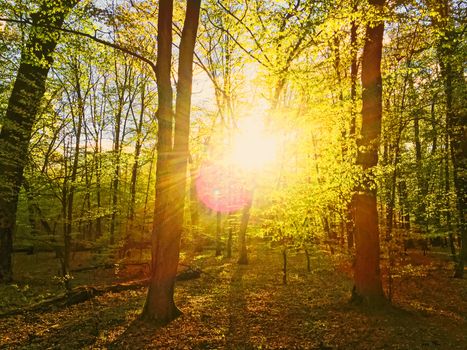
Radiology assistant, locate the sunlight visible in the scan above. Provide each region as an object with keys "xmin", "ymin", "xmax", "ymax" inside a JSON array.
[
  {"xmin": 195, "ymin": 115, "xmax": 278, "ymax": 213},
  {"xmin": 226, "ymin": 116, "xmax": 278, "ymax": 172}
]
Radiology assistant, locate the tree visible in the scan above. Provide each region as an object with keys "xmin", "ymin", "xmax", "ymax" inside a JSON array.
[
  {"xmin": 351, "ymin": 0, "xmax": 386, "ymax": 304},
  {"xmin": 0, "ymin": 0, "xmax": 78, "ymax": 283},
  {"xmin": 430, "ymin": 0, "xmax": 466, "ymax": 278},
  {"xmin": 142, "ymin": 0, "xmax": 201, "ymax": 324}
]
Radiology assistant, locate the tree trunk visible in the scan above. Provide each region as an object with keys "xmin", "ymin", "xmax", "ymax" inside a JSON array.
[
  {"xmin": 109, "ymin": 101, "xmax": 122, "ymax": 246},
  {"xmin": 143, "ymin": 142, "xmax": 157, "ymax": 228},
  {"xmin": 349, "ymin": 1, "xmax": 358, "ymax": 138},
  {"xmin": 414, "ymin": 97, "xmax": 428, "ymax": 230},
  {"xmin": 24, "ymin": 181, "xmax": 39, "ymax": 236},
  {"xmin": 386, "ymin": 134, "xmax": 401, "ymax": 239},
  {"xmin": 282, "ymin": 248, "xmax": 287, "ymax": 285},
  {"xmin": 346, "ymin": 0, "xmax": 359, "ymax": 251},
  {"xmin": 63, "ymin": 64, "xmax": 85, "ymax": 290},
  {"xmin": 94, "ymin": 129, "xmax": 103, "ymax": 240},
  {"xmin": 430, "ymin": 0, "xmax": 466, "ymax": 277},
  {"xmin": 142, "ymin": 0, "xmax": 201, "ymax": 324},
  {"xmin": 238, "ymin": 196, "xmax": 252, "ymax": 265},
  {"xmin": 0, "ymin": 0, "xmax": 76, "ymax": 283},
  {"xmin": 215, "ymin": 211, "xmax": 222, "ymax": 256},
  {"xmin": 226, "ymin": 225, "xmax": 233, "ymax": 258},
  {"xmin": 80, "ymin": 115, "xmax": 92, "ymax": 240},
  {"xmin": 189, "ymin": 158, "xmax": 200, "ymax": 248},
  {"xmin": 445, "ymin": 134, "xmax": 457, "ymax": 262},
  {"xmin": 128, "ymin": 84, "xmax": 146, "ymax": 225},
  {"xmin": 351, "ymin": 0, "xmax": 385, "ymax": 305},
  {"xmin": 142, "ymin": 0, "xmax": 177, "ymax": 323}
]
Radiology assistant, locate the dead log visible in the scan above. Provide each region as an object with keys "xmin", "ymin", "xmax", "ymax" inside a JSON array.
[
  {"xmin": 176, "ymin": 266, "xmax": 201, "ymax": 281},
  {"xmin": 0, "ymin": 279, "xmax": 149, "ymax": 318},
  {"xmin": 70, "ymin": 262, "xmax": 149, "ymax": 273},
  {"xmin": 0, "ymin": 266, "xmax": 203, "ymax": 318},
  {"xmin": 70, "ymin": 263, "xmax": 116, "ymax": 273},
  {"xmin": 12, "ymin": 246, "xmax": 34, "ymax": 255}
]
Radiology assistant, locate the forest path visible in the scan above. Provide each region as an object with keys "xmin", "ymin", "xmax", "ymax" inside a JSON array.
[{"xmin": 1, "ymin": 240, "xmax": 466, "ymax": 349}]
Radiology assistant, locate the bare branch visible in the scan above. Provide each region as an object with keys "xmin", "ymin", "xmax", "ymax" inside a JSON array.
[{"xmin": 0, "ymin": 17, "xmax": 157, "ymax": 75}]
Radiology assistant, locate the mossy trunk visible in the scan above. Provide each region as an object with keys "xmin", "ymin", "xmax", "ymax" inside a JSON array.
[{"xmin": 0, "ymin": 0, "xmax": 77, "ymax": 283}]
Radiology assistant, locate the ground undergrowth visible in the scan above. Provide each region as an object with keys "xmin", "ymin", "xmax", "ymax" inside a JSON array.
[{"xmin": 1, "ymin": 240, "xmax": 466, "ymax": 349}]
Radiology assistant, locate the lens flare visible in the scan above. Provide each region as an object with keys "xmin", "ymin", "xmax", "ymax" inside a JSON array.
[
  {"xmin": 196, "ymin": 116, "xmax": 277, "ymax": 212},
  {"xmin": 195, "ymin": 162, "xmax": 252, "ymax": 213}
]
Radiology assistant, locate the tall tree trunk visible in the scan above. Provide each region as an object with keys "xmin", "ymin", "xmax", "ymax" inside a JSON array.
[
  {"xmin": 349, "ymin": 1, "xmax": 358, "ymax": 138},
  {"xmin": 94, "ymin": 129, "xmax": 103, "ymax": 240},
  {"xmin": 444, "ymin": 134, "xmax": 456, "ymax": 261},
  {"xmin": 92, "ymin": 76, "xmax": 107, "ymax": 240},
  {"xmin": 215, "ymin": 211, "xmax": 222, "ymax": 256},
  {"xmin": 346, "ymin": 3, "xmax": 358, "ymax": 250},
  {"xmin": 128, "ymin": 84, "xmax": 146, "ymax": 227},
  {"xmin": 109, "ymin": 104, "xmax": 122, "ymax": 246},
  {"xmin": 430, "ymin": 0, "xmax": 467, "ymax": 277},
  {"xmin": 109, "ymin": 62, "xmax": 133, "ymax": 245},
  {"xmin": 0, "ymin": 0, "xmax": 77, "ymax": 283},
  {"xmin": 142, "ymin": 0, "xmax": 201, "ymax": 324},
  {"xmin": 351, "ymin": 0, "xmax": 385, "ymax": 305},
  {"xmin": 413, "ymin": 109, "xmax": 427, "ymax": 228},
  {"xmin": 80, "ymin": 115, "xmax": 92, "ymax": 240},
  {"xmin": 189, "ymin": 157, "xmax": 200, "ymax": 246},
  {"xmin": 238, "ymin": 196, "xmax": 252, "ymax": 265},
  {"xmin": 333, "ymin": 33, "xmax": 350, "ymax": 249},
  {"xmin": 143, "ymin": 142, "xmax": 157, "ymax": 228},
  {"xmin": 25, "ymin": 181, "xmax": 39, "ymax": 236},
  {"xmin": 387, "ymin": 59, "xmax": 410, "ymax": 239},
  {"xmin": 61, "ymin": 139, "xmax": 70, "ymax": 275},
  {"xmin": 386, "ymin": 124, "xmax": 404, "ymax": 240},
  {"xmin": 226, "ymin": 224, "xmax": 233, "ymax": 258},
  {"xmin": 62, "ymin": 64, "xmax": 85, "ymax": 290},
  {"xmin": 142, "ymin": 0, "xmax": 176, "ymax": 323}
]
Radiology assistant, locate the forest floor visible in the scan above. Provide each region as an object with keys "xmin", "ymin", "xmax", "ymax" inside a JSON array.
[{"xmin": 0, "ymin": 239, "xmax": 466, "ymax": 349}]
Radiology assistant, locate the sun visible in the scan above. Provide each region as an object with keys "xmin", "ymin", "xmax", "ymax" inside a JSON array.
[
  {"xmin": 226, "ymin": 116, "xmax": 278, "ymax": 172},
  {"xmin": 195, "ymin": 115, "xmax": 278, "ymax": 213}
]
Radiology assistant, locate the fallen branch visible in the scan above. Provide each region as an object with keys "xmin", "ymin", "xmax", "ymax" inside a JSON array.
[
  {"xmin": 176, "ymin": 266, "xmax": 202, "ymax": 281},
  {"xmin": 0, "ymin": 279, "xmax": 149, "ymax": 318},
  {"xmin": 0, "ymin": 266, "xmax": 204, "ymax": 318},
  {"xmin": 71, "ymin": 262, "xmax": 149, "ymax": 273}
]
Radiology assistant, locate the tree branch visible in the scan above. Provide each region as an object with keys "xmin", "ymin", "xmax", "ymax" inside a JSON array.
[{"xmin": 0, "ymin": 17, "xmax": 157, "ymax": 75}]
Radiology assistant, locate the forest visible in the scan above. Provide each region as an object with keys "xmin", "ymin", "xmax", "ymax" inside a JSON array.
[{"xmin": 0, "ymin": 0, "xmax": 466, "ymax": 349}]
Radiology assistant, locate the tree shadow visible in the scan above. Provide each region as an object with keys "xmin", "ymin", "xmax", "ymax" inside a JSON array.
[
  {"xmin": 108, "ymin": 317, "xmax": 162, "ymax": 349},
  {"xmin": 7, "ymin": 311, "xmax": 123, "ymax": 349},
  {"xmin": 226, "ymin": 264, "xmax": 252, "ymax": 350}
]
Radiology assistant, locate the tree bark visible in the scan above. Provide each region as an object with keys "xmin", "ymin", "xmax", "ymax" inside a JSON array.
[
  {"xmin": 142, "ymin": 0, "xmax": 176, "ymax": 324},
  {"xmin": 0, "ymin": 0, "xmax": 77, "ymax": 283},
  {"xmin": 142, "ymin": 0, "xmax": 201, "ymax": 324},
  {"xmin": 238, "ymin": 196, "xmax": 252, "ymax": 265},
  {"xmin": 351, "ymin": 0, "xmax": 385, "ymax": 305}
]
